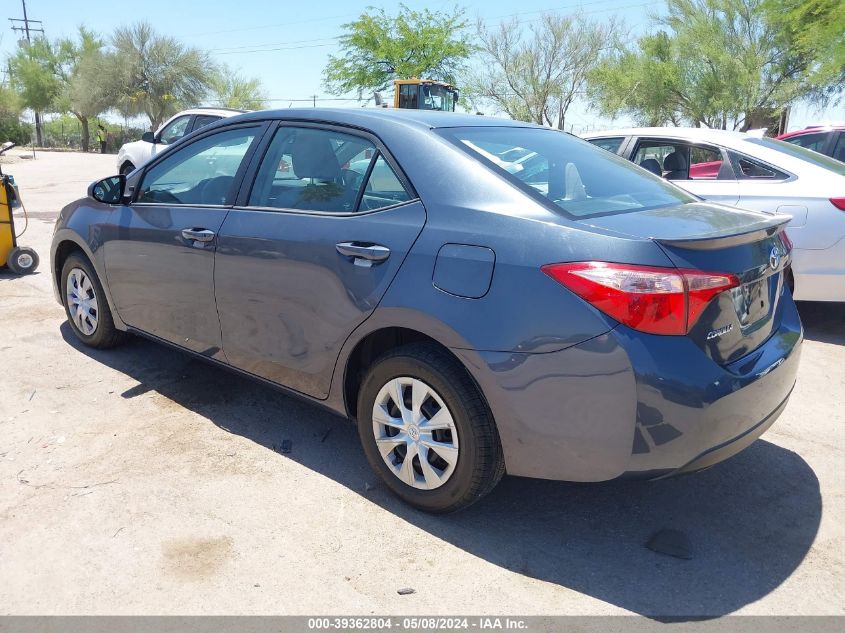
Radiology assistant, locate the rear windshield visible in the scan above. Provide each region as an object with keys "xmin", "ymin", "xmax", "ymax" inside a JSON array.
[
  {"xmin": 437, "ymin": 126, "xmax": 694, "ymax": 219},
  {"xmin": 746, "ymin": 137, "xmax": 845, "ymax": 176}
]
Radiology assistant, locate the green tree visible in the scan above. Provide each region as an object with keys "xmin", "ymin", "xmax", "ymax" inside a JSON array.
[
  {"xmin": 8, "ymin": 37, "xmax": 61, "ymax": 146},
  {"xmin": 464, "ymin": 13, "xmax": 620, "ymax": 129},
  {"xmin": 766, "ymin": 0, "xmax": 845, "ymax": 104},
  {"xmin": 323, "ymin": 4, "xmax": 474, "ymax": 97},
  {"xmin": 111, "ymin": 22, "xmax": 215, "ymax": 129},
  {"xmin": 588, "ymin": 0, "xmax": 837, "ymax": 130},
  {"xmin": 53, "ymin": 28, "xmax": 115, "ymax": 152},
  {"xmin": 212, "ymin": 65, "xmax": 268, "ymax": 110}
]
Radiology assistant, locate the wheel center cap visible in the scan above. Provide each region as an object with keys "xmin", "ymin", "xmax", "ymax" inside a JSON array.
[{"xmin": 408, "ymin": 425, "xmax": 420, "ymax": 442}]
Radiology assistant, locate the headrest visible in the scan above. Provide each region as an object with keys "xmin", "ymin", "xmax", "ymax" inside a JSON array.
[
  {"xmin": 291, "ymin": 132, "xmax": 341, "ymax": 181},
  {"xmin": 639, "ymin": 158, "xmax": 662, "ymax": 176},
  {"xmin": 663, "ymin": 151, "xmax": 688, "ymax": 172}
]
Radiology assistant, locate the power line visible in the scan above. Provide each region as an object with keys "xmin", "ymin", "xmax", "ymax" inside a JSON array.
[{"xmin": 9, "ymin": 0, "xmax": 44, "ymax": 41}]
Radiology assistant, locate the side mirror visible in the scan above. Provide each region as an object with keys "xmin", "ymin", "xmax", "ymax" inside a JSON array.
[
  {"xmin": 88, "ymin": 175, "xmax": 126, "ymax": 204},
  {"xmin": 141, "ymin": 131, "xmax": 156, "ymax": 144}
]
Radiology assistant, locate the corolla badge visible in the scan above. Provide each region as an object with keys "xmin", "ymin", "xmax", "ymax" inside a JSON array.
[
  {"xmin": 769, "ymin": 246, "xmax": 782, "ymax": 270},
  {"xmin": 706, "ymin": 324, "xmax": 733, "ymax": 340}
]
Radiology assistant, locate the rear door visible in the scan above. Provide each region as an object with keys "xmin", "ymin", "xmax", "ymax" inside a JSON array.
[
  {"xmin": 103, "ymin": 123, "xmax": 266, "ymax": 357},
  {"xmin": 214, "ymin": 123, "xmax": 426, "ymax": 398}
]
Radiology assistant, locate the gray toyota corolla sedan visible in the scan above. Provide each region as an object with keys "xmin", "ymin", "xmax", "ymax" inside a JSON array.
[{"xmin": 51, "ymin": 109, "xmax": 802, "ymax": 513}]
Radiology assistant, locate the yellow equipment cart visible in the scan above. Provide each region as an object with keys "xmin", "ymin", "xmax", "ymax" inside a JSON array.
[{"xmin": 0, "ymin": 142, "xmax": 38, "ymax": 275}]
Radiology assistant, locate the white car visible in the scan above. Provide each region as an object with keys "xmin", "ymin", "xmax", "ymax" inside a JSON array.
[
  {"xmin": 116, "ymin": 108, "xmax": 245, "ymax": 176},
  {"xmin": 582, "ymin": 127, "xmax": 845, "ymax": 302}
]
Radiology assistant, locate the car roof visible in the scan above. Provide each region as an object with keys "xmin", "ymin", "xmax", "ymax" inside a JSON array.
[
  {"xmin": 226, "ymin": 107, "xmax": 543, "ymax": 131},
  {"xmin": 581, "ymin": 127, "xmax": 752, "ymax": 143},
  {"xmin": 181, "ymin": 107, "xmax": 247, "ymax": 117}
]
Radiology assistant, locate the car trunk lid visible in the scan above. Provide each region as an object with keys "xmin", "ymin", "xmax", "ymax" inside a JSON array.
[{"xmin": 581, "ymin": 202, "xmax": 793, "ymax": 365}]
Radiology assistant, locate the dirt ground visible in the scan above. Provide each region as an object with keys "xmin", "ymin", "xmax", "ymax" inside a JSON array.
[{"xmin": 0, "ymin": 150, "xmax": 843, "ymax": 617}]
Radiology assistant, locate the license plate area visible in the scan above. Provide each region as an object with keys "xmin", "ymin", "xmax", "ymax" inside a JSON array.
[{"xmin": 729, "ymin": 275, "xmax": 774, "ymax": 332}]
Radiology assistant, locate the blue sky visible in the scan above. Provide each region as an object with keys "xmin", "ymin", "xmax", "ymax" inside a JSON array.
[{"xmin": 1, "ymin": 0, "xmax": 840, "ymax": 132}]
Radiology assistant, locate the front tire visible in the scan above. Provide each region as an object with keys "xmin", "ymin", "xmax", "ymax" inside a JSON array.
[
  {"xmin": 357, "ymin": 343, "xmax": 505, "ymax": 513},
  {"xmin": 6, "ymin": 246, "xmax": 39, "ymax": 274},
  {"xmin": 61, "ymin": 253, "xmax": 124, "ymax": 348},
  {"xmin": 119, "ymin": 162, "xmax": 135, "ymax": 176}
]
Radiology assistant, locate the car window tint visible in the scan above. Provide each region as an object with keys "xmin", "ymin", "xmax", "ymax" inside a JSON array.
[
  {"xmin": 159, "ymin": 116, "xmax": 191, "ymax": 144},
  {"xmin": 439, "ymin": 127, "xmax": 693, "ymax": 219},
  {"xmin": 688, "ymin": 145, "xmax": 724, "ymax": 180},
  {"xmin": 137, "ymin": 127, "xmax": 258, "ymax": 205},
  {"xmin": 192, "ymin": 115, "xmax": 221, "ymax": 132},
  {"xmin": 734, "ymin": 155, "xmax": 779, "ymax": 179},
  {"xmin": 785, "ymin": 132, "xmax": 827, "ymax": 152},
  {"xmin": 588, "ymin": 137, "xmax": 624, "ymax": 153},
  {"xmin": 359, "ymin": 155, "xmax": 411, "ymax": 211},
  {"xmin": 833, "ymin": 134, "xmax": 845, "ymax": 162},
  {"xmin": 249, "ymin": 127, "xmax": 375, "ymax": 213}
]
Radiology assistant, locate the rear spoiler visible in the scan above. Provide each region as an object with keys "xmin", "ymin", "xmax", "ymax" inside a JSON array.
[{"xmin": 656, "ymin": 215, "xmax": 791, "ymax": 250}]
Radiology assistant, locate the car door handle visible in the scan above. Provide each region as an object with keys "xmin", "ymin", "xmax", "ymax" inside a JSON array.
[
  {"xmin": 181, "ymin": 228, "xmax": 216, "ymax": 243},
  {"xmin": 336, "ymin": 242, "xmax": 391, "ymax": 263}
]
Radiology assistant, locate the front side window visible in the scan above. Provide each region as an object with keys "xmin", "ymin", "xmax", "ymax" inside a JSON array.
[
  {"xmin": 137, "ymin": 127, "xmax": 258, "ymax": 205},
  {"xmin": 834, "ymin": 134, "xmax": 845, "ymax": 162},
  {"xmin": 158, "ymin": 116, "xmax": 191, "ymax": 144},
  {"xmin": 250, "ymin": 127, "xmax": 401, "ymax": 213},
  {"xmin": 440, "ymin": 126, "xmax": 693, "ymax": 219},
  {"xmin": 588, "ymin": 137, "xmax": 624, "ymax": 154},
  {"xmin": 633, "ymin": 142, "xmax": 688, "ymax": 180},
  {"xmin": 783, "ymin": 132, "xmax": 827, "ymax": 152}
]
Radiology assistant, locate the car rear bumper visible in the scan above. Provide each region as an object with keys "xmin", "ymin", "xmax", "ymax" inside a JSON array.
[{"xmin": 454, "ymin": 294, "xmax": 802, "ymax": 482}]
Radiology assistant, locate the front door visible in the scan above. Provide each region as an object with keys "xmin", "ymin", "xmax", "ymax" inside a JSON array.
[
  {"xmin": 103, "ymin": 124, "xmax": 264, "ymax": 357},
  {"xmin": 214, "ymin": 124, "xmax": 426, "ymax": 398}
]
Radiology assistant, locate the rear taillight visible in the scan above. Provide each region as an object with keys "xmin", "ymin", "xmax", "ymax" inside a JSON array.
[
  {"xmin": 830, "ymin": 197, "xmax": 845, "ymax": 211},
  {"xmin": 542, "ymin": 262, "xmax": 739, "ymax": 335}
]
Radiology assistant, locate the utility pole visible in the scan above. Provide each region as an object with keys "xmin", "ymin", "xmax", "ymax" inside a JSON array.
[
  {"xmin": 9, "ymin": 0, "xmax": 46, "ymax": 148},
  {"xmin": 312, "ymin": 95, "xmax": 317, "ymax": 108}
]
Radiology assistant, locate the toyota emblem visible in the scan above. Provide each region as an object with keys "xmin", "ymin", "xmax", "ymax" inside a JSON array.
[{"xmin": 769, "ymin": 246, "xmax": 781, "ymax": 270}]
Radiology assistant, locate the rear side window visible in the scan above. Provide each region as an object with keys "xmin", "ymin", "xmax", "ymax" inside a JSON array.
[
  {"xmin": 137, "ymin": 127, "xmax": 258, "ymax": 205},
  {"xmin": 191, "ymin": 115, "xmax": 221, "ymax": 132},
  {"xmin": 730, "ymin": 153, "xmax": 785, "ymax": 180},
  {"xmin": 588, "ymin": 137, "xmax": 624, "ymax": 153},
  {"xmin": 439, "ymin": 127, "xmax": 693, "ymax": 219},
  {"xmin": 249, "ymin": 127, "xmax": 410, "ymax": 213}
]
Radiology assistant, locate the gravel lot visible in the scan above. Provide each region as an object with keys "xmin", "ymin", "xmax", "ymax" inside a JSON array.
[{"xmin": 1, "ymin": 150, "xmax": 843, "ymax": 617}]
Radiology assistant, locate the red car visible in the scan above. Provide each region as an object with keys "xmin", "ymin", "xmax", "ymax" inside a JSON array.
[{"xmin": 777, "ymin": 125, "xmax": 845, "ymax": 161}]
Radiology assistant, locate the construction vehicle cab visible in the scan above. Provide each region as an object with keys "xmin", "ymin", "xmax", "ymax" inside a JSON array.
[{"xmin": 394, "ymin": 79, "xmax": 458, "ymax": 112}]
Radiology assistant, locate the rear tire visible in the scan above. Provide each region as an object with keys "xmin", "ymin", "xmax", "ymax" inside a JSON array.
[
  {"xmin": 61, "ymin": 253, "xmax": 124, "ymax": 349},
  {"xmin": 119, "ymin": 162, "xmax": 135, "ymax": 176},
  {"xmin": 357, "ymin": 343, "xmax": 505, "ymax": 513},
  {"xmin": 6, "ymin": 246, "xmax": 39, "ymax": 274}
]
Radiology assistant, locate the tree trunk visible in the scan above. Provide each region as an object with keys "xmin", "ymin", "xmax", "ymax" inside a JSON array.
[
  {"xmin": 81, "ymin": 117, "xmax": 90, "ymax": 153},
  {"xmin": 34, "ymin": 112, "xmax": 43, "ymax": 147}
]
